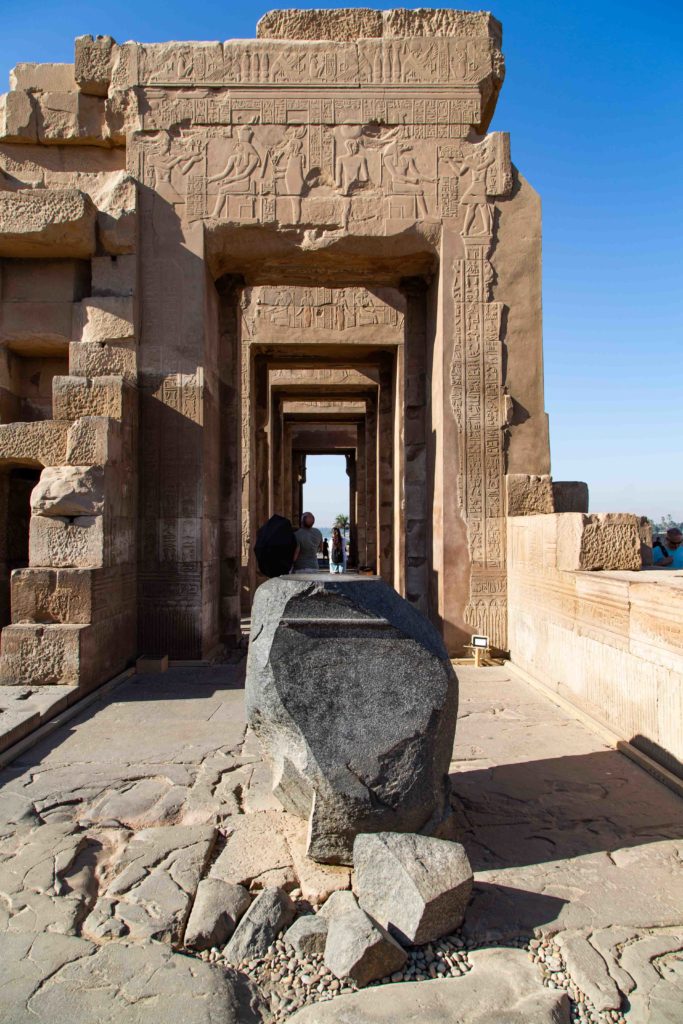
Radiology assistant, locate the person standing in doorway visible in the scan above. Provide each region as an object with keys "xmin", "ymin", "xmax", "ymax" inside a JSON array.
[
  {"xmin": 329, "ymin": 526, "xmax": 347, "ymax": 574},
  {"xmin": 292, "ymin": 512, "xmax": 323, "ymax": 572}
]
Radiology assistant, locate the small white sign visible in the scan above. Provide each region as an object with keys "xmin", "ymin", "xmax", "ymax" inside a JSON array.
[{"xmin": 471, "ymin": 635, "xmax": 489, "ymax": 648}]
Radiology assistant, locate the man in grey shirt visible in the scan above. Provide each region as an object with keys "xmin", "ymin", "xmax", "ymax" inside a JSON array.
[{"xmin": 293, "ymin": 512, "xmax": 323, "ymax": 572}]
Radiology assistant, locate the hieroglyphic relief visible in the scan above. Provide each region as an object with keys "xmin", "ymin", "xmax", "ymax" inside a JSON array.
[
  {"xmin": 450, "ymin": 230, "xmax": 508, "ymax": 649},
  {"xmin": 137, "ymin": 88, "xmax": 483, "ymax": 135},
  {"xmin": 241, "ymin": 286, "xmax": 405, "ymax": 338},
  {"xmin": 270, "ymin": 367, "xmax": 379, "ymax": 387},
  {"xmin": 133, "ymin": 38, "xmax": 502, "ymax": 91}
]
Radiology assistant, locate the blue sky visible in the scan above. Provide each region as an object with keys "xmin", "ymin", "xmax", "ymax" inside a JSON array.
[
  {"xmin": 1, "ymin": 1, "xmax": 680, "ymax": 520},
  {"xmin": 303, "ymin": 455, "xmax": 349, "ymax": 529}
]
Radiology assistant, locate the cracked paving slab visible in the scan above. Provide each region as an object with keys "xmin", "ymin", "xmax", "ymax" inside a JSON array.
[
  {"xmin": 87, "ymin": 824, "xmax": 218, "ymax": 943},
  {"xmin": 2, "ymin": 932, "xmax": 266, "ymax": 1024}
]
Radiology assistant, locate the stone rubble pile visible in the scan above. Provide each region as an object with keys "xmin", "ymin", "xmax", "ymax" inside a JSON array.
[
  {"xmin": 216, "ymin": 832, "xmax": 472, "ymax": 987},
  {"xmin": 183, "ymin": 827, "xmax": 629, "ymax": 1024}
]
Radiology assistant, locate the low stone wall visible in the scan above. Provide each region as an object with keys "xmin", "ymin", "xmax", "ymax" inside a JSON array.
[{"xmin": 507, "ymin": 514, "xmax": 683, "ymax": 778}]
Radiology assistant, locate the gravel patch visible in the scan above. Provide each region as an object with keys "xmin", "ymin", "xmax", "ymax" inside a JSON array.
[{"xmin": 193, "ymin": 923, "xmax": 628, "ymax": 1024}]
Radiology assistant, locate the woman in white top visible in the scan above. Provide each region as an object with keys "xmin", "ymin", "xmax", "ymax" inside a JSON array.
[{"xmin": 329, "ymin": 527, "xmax": 347, "ymax": 574}]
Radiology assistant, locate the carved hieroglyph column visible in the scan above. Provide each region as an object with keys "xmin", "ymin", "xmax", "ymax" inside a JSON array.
[{"xmin": 450, "ymin": 232, "xmax": 507, "ymax": 648}]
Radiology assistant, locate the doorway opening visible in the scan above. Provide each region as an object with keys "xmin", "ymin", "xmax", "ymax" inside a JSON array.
[
  {"xmin": 0, "ymin": 465, "xmax": 40, "ymax": 629},
  {"xmin": 302, "ymin": 453, "xmax": 351, "ymax": 568}
]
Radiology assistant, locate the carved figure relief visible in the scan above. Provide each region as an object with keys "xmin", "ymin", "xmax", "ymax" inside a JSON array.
[
  {"xmin": 335, "ymin": 138, "xmax": 370, "ymax": 196},
  {"xmin": 272, "ymin": 126, "xmax": 307, "ymax": 224},
  {"xmin": 208, "ymin": 125, "xmax": 261, "ymax": 216},
  {"xmin": 382, "ymin": 134, "xmax": 435, "ymax": 219},
  {"xmin": 458, "ymin": 142, "xmax": 495, "ymax": 236},
  {"xmin": 146, "ymin": 132, "xmax": 204, "ymax": 209}
]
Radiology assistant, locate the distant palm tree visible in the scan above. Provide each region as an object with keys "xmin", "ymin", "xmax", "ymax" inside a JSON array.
[{"xmin": 334, "ymin": 513, "xmax": 350, "ymax": 537}]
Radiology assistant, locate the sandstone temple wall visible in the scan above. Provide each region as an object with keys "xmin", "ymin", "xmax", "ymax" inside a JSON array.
[
  {"xmin": 508, "ymin": 514, "xmax": 683, "ymax": 780},
  {"xmin": 0, "ymin": 10, "xmax": 666, "ymax": 708}
]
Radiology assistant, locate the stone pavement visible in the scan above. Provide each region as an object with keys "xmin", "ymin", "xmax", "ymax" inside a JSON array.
[
  {"xmin": 453, "ymin": 666, "xmax": 683, "ymax": 1023},
  {"xmin": 0, "ymin": 661, "xmax": 681, "ymax": 1023}
]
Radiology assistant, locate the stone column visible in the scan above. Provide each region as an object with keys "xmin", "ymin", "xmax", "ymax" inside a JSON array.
[
  {"xmin": 346, "ymin": 449, "xmax": 357, "ymax": 568},
  {"xmin": 402, "ymin": 279, "xmax": 429, "ymax": 613},
  {"xmin": 377, "ymin": 352, "xmax": 394, "ymax": 586},
  {"xmin": 136, "ymin": 195, "xmax": 216, "ymax": 659},
  {"xmin": 293, "ymin": 452, "xmax": 306, "ymax": 528},
  {"xmin": 269, "ymin": 394, "xmax": 285, "ymax": 517},
  {"xmin": 365, "ymin": 396, "xmax": 378, "ymax": 574},
  {"xmin": 248, "ymin": 352, "xmax": 269, "ymax": 602},
  {"xmin": 216, "ymin": 275, "xmax": 243, "ymax": 647},
  {"xmin": 283, "ymin": 420, "xmax": 294, "ymax": 523},
  {"xmin": 355, "ymin": 421, "xmax": 367, "ymax": 567}
]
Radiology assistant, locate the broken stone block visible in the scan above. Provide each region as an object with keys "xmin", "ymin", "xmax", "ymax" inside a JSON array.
[
  {"xmin": 52, "ymin": 375, "xmax": 130, "ymax": 421},
  {"xmin": 224, "ymin": 886, "xmax": 295, "ymax": 964},
  {"xmin": 552, "ymin": 481, "xmax": 589, "ymax": 514},
  {"xmin": 0, "ymin": 189, "xmax": 96, "ymax": 258},
  {"xmin": 506, "ymin": 473, "xmax": 554, "ymax": 515},
  {"xmin": 95, "ymin": 173, "xmax": 137, "ymax": 255},
  {"xmin": 257, "ymin": 8, "xmax": 384, "ymax": 40},
  {"xmin": 183, "ymin": 879, "xmax": 251, "ymax": 951},
  {"xmin": 556, "ymin": 513, "xmax": 642, "ymax": 571},
  {"xmin": 319, "ymin": 890, "xmax": 359, "ymax": 920},
  {"xmin": 10, "ymin": 567, "xmax": 91, "ymax": 624},
  {"xmin": 10, "ymin": 63, "xmax": 76, "ymax": 93},
  {"xmin": 29, "ymin": 515, "xmax": 104, "ymax": 569},
  {"xmin": 78, "ymin": 297, "xmax": 135, "ymax": 342},
  {"xmin": 0, "ymin": 623, "xmax": 85, "ymax": 686},
  {"xmin": 246, "ymin": 577, "xmax": 458, "ymax": 864},
  {"xmin": 74, "ymin": 35, "xmax": 115, "ymax": 96},
  {"xmin": 283, "ymin": 822, "xmax": 352, "ymax": 904},
  {"xmin": 104, "ymin": 88, "xmax": 141, "ymax": 144},
  {"xmin": 35, "ymin": 91, "xmax": 107, "ymax": 146},
  {"xmin": 66, "ymin": 416, "xmax": 123, "ymax": 466},
  {"xmin": 323, "ymin": 892, "xmax": 407, "ymax": 987},
  {"xmin": 0, "ymin": 89, "xmax": 37, "ymax": 142},
  {"xmin": 31, "ymin": 466, "xmax": 104, "ymax": 518},
  {"xmin": 353, "ymin": 832, "xmax": 473, "ymax": 945},
  {"xmin": 69, "ymin": 341, "xmax": 137, "ymax": 382},
  {"xmin": 0, "ymin": 297, "xmax": 74, "ymax": 348},
  {"xmin": 284, "ymin": 914, "xmax": 329, "ymax": 957},
  {"xmin": 0, "ymin": 421, "xmax": 69, "ymax": 468}
]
